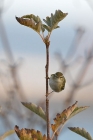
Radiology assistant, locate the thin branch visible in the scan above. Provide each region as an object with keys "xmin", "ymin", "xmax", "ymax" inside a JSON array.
[
  {"xmin": 86, "ymin": 0, "xmax": 93, "ymax": 11},
  {"xmin": 38, "ymin": 33, "xmax": 45, "ymax": 43},
  {"xmin": 45, "ymin": 41, "xmax": 50, "ymax": 139},
  {"xmin": 79, "ymin": 79, "xmax": 93, "ymax": 88},
  {"xmin": 66, "ymin": 50, "xmax": 93, "ymax": 104},
  {"xmin": 66, "ymin": 27, "xmax": 85, "ymax": 61}
]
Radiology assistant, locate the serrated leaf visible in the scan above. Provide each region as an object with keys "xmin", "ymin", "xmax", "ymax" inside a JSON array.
[
  {"xmin": 21, "ymin": 102, "xmax": 46, "ymax": 121},
  {"xmin": 68, "ymin": 127, "xmax": 93, "ymax": 140},
  {"xmin": 16, "ymin": 15, "xmax": 42, "ymax": 33},
  {"xmin": 42, "ymin": 24, "xmax": 51, "ymax": 32},
  {"xmin": 0, "ymin": 130, "xmax": 15, "ymax": 140},
  {"xmin": 42, "ymin": 24, "xmax": 59, "ymax": 32},
  {"xmin": 21, "ymin": 14, "xmax": 45, "ymax": 33},
  {"xmin": 51, "ymin": 101, "xmax": 78, "ymax": 132},
  {"xmin": 14, "ymin": 125, "xmax": 47, "ymax": 140},
  {"xmin": 51, "ymin": 101, "xmax": 88, "ymax": 133},
  {"xmin": 68, "ymin": 106, "xmax": 89, "ymax": 119},
  {"xmin": 21, "ymin": 14, "xmax": 41, "ymax": 23},
  {"xmin": 19, "ymin": 14, "xmax": 45, "ymax": 33},
  {"xmin": 43, "ymin": 10, "xmax": 68, "ymax": 32}
]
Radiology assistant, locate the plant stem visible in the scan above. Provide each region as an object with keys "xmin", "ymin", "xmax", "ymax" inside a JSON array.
[
  {"xmin": 45, "ymin": 42, "xmax": 50, "ymax": 140},
  {"xmin": 56, "ymin": 135, "xmax": 58, "ymax": 140}
]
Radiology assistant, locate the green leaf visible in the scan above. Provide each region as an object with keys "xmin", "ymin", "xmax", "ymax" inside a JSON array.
[
  {"xmin": 68, "ymin": 127, "xmax": 93, "ymax": 140},
  {"xmin": 21, "ymin": 14, "xmax": 41, "ymax": 23},
  {"xmin": 15, "ymin": 125, "xmax": 47, "ymax": 140},
  {"xmin": 16, "ymin": 14, "xmax": 45, "ymax": 32},
  {"xmin": 68, "ymin": 106, "xmax": 89, "ymax": 119},
  {"xmin": 42, "ymin": 24, "xmax": 59, "ymax": 32},
  {"xmin": 43, "ymin": 10, "xmax": 68, "ymax": 32},
  {"xmin": 21, "ymin": 102, "xmax": 46, "ymax": 121},
  {"xmin": 16, "ymin": 15, "xmax": 43, "ymax": 33},
  {"xmin": 0, "ymin": 130, "xmax": 15, "ymax": 140},
  {"xmin": 42, "ymin": 24, "xmax": 51, "ymax": 32}
]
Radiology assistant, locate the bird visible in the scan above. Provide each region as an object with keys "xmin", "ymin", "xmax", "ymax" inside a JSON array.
[{"xmin": 49, "ymin": 72, "xmax": 66, "ymax": 92}]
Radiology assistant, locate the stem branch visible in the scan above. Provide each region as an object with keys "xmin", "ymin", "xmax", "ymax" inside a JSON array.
[{"xmin": 45, "ymin": 41, "xmax": 50, "ymax": 140}]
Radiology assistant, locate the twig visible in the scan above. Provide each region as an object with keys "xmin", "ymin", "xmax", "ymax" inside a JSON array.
[
  {"xmin": 66, "ymin": 49, "xmax": 93, "ymax": 104},
  {"xmin": 45, "ymin": 41, "xmax": 50, "ymax": 139}
]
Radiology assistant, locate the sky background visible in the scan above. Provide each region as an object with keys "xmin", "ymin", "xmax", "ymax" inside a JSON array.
[
  {"xmin": 1, "ymin": 0, "xmax": 93, "ymax": 56},
  {"xmin": 0, "ymin": 0, "xmax": 93, "ymax": 140}
]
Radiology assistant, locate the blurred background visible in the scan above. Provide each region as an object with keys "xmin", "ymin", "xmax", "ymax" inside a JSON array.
[{"xmin": 0, "ymin": 0, "xmax": 93, "ymax": 140}]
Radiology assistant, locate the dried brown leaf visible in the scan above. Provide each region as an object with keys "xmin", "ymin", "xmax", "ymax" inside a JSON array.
[
  {"xmin": 14, "ymin": 125, "xmax": 47, "ymax": 140},
  {"xmin": 16, "ymin": 16, "xmax": 42, "ymax": 33},
  {"xmin": 51, "ymin": 101, "xmax": 88, "ymax": 133},
  {"xmin": 51, "ymin": 101, "xmax": 78, "ymax": 132}
]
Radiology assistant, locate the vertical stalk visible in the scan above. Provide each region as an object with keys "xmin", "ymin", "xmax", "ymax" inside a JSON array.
[{"xmin": 45, "ymin": 42, "xmax": 50, "ymax": 140}]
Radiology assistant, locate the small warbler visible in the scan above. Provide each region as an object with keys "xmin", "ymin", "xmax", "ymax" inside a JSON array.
[{"xmin": 49, "ymin": 72, "xmax": 66, "ymax": 92}]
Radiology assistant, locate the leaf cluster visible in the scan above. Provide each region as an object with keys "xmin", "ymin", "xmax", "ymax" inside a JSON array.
[
  {"xmin": 14, "ymin": 101, "xmax": 89, "ymax": 140},
  {"xmin": 16, "ymin": 10, "xmax": 68, "ymax": 44}
]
